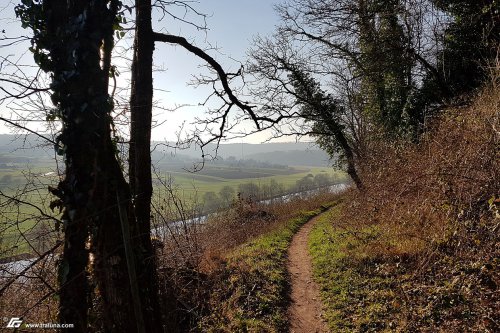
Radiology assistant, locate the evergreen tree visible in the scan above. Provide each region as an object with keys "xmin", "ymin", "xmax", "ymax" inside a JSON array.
[
  {"xmin": 430, "ymin": 0, "xmax": 499, "ymax": 97},
  {"xmin": 359, "ymin": 0, "xmax": 415, "ymax": 137}
]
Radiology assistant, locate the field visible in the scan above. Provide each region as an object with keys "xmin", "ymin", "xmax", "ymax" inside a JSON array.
[
  {"xmin": 0, "ymin": 162, "xmax": 62, "ymax": 257},
  {"xmin": 155, "ymin": 165, "xmax": 345, "ymax": 198},
  {"xmin": 0, "ymin": 161, "xmax": 347, "ymax": 259}
]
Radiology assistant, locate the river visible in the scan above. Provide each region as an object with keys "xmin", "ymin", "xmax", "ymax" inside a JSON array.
[{"xmin": 1, "ymin": 183, "xmax": 349, "ymax": 277}]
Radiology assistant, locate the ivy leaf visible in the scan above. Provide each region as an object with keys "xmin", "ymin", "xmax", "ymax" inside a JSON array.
[{"xmin": 55, "ymin": 143, "xmax": 66, "ymax": 156}]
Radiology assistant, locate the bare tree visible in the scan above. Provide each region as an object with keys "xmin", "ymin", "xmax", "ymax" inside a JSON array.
[
  {"xmin": 250, "ymin": 0, "xmax": 450, "ymax": 135},
  {"xmin": 129, "ymin": 1, "xmax": 279, "ymax": 329}
]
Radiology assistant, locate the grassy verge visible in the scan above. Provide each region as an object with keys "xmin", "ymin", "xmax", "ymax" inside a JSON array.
[
  {"xmin": 309, "ymin": 206, "xmax": 401, "ymax": 332},
  {"xmin": 198, "ymin": 204, "xmax": 333, "ymax": 332}
]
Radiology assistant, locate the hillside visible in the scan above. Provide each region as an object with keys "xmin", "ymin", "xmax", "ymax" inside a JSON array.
[
  {"xmin": 153, "ymin": 141, "xmax": 331, "ymax": 167},
  {"xmin": 156, "ymin": 76, "xmax": 499, "ymax": 332},
  {"xmin": 1, "ymin": 78, "xmax": 497, "ymax": 333},
  {"xmin": 0, "ymin": 0, "xmax": 497, "ymax": 330},
  {"xmin": 243, "ymin": 149, "xmax": 331, "ymax": 167},
  {"xmin": 1, "ymin": 79, "xmax": 497, "ymax": 331},
  {"xmin": 0, "ymin": 134, "xmax": 331, "ymax": 167}
]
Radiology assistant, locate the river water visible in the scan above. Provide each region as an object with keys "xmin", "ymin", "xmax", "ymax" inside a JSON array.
[{"xmin": 1, "ymin": 183, "xmax": 349, "ymax": 278}]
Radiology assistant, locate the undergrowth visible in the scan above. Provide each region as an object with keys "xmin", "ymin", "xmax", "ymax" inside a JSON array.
[
  {"xmin": 156, "ymin": 192, "xmax": 340, "ymax": 332},
  {"xmin": 309, "ymin": 71, "xmax": 499, "ymax": 331}
]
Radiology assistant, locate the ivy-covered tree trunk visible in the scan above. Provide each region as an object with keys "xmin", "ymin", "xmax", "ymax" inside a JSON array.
[
  {"xmin": 357, "ymin": 0, "xmax": 414, "ymax": 137},
  {"xmin": 45, "ymin": 1, "xmax": 138, "ymax": 331},
  {"xmin": 17, "ymin": 0, "xmax": 145, "ymax": 331},
  {"xmin": 289, "ymin": 68, "xmax": 364, "ymax": 190}
]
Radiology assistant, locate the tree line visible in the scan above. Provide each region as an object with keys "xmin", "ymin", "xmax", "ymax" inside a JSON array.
[
  {"xmin": 202, "ymin": 173, "xmax": 339, "ymax": 214},
  {"xmin": 246, "ymin": 0, "xmax": 498, "ymax": 190}
]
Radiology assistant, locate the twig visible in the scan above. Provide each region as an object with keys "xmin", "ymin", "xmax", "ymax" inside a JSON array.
[{"xmin": 0, "ymin": 241, "xmax": 62, "ymax": 297}]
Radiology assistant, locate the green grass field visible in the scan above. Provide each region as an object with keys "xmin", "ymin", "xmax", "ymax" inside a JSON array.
[
  {"xmin": 1, "ymin": 162, "xmax": 347, "ymax": 259},
  {"xmin": 154, "ymin": 165, "xmax": 346, "ymax": 198},
  {"xmin": 0, "ymin": 163, "xmax": 62, "ymax": 257}
]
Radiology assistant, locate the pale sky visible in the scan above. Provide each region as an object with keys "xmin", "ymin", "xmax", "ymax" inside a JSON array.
[
  {"xmin": 148, "ymin": 0, "xmax": 281, "ymax": 143},
  {"xmin": 0, "ymin": 0, "xmax": 283, "ymax": 143}
]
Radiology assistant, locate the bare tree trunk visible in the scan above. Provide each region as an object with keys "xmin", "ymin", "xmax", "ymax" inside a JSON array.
[
  {"xmin": 129, "ymin": 0, "xmax": 163, "ymax": 331},
  {"xmin": 130, "ymin": 0, "xmax": 153, "ymax": 235}
]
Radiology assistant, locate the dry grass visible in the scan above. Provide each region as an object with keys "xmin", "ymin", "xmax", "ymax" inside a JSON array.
[
  {"xmin": 202, "ymin": 192, "xmax": 339, "ymax": 254},
  {"xmin": 0, "ymin": 185, "xmax": 339, "ymax": 332},
  {"xmin": 344, "ymin": 73, "xmax": 499, "ymax": 257},
  {"xmin": 311, "ymin": 70, "xmax": 499, "ymax": 331},
  {"xmin": 155, "ymin": 191, "xmax": 341, "ymax": 332},
  {"xmin": 2, "ymin": 72, "xmax": 496, "ymax": 332},
  {"xmin": 0, "ymin": 257, "xmax": 59, "ymax": 329}
]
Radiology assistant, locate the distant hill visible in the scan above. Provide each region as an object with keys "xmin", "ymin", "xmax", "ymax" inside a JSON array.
[
  {"xmin": 0, "ymin": 134, "xmax": 55, "ymax": 161},
  {"xmin": 0, "ymin": 134, "xmax": 333, "ymax": 167},
  {"xmin": 154, "ymin": 141, "xmax": 332, "ymax": 167},
  {"xmin": 244, "ymin": 150, "xmax": 331, "ymax": 167}
]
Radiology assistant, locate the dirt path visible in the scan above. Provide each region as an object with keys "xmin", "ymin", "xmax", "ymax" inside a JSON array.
[{"xmin": 287, "ymin": 214, "xmax": 328, "ymax": 333}]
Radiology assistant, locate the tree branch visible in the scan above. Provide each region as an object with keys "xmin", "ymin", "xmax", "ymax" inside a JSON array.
[
  {"xmin": 0, "ymin": 240, "xmax": 62, "ymax": 297},
  {"xmin": 153, "ymin": 32, "xmax": 269, "ymax": 128},
  {"xmin": 0, "ymin": 116, "xmax": 57, "ymax": 145}
]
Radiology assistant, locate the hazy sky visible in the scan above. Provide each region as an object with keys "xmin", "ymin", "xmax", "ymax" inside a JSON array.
[
  {"xmin": 148, "ymin": 0, "xmax": 281, "ymax": 143},
  {"xmin": 0, "ymin": 1, "xmax": 282, "ymax": 143}
]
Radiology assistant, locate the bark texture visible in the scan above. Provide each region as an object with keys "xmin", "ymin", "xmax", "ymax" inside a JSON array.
[
  {"xmin": 40, "ymin": 0, "xmax": 137, "ymax": 331},
  {"xmin": 129, "ymin": 0, "xmax": 163, "ymax": 331}
]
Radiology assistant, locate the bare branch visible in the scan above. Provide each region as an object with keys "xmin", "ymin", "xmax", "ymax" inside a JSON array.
[
  {"xmin": 152, "ymin": 32, "xmax": 272, "ymax": 128},
  {"xmin": 0, "ymin": 116, "xmax": 57, "ymax": 145},
  {"xmin": 0, "ymin": 240, "xmax": 62, "ymax": 297}
]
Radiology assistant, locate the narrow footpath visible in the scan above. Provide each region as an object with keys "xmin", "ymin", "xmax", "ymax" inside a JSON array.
[{"xmin": 287, "ymin": 214, "xmax": 328, "ymax": 333}]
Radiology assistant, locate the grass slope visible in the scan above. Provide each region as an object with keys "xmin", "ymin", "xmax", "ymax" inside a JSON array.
[
  {"xmin": 310, "ymin": 203, "xmax": 499, "ymax": 333},
  {"xmin": 308, "ymin": 81, "xmax": 499, "ymax": 332},
  {"xmin": 199, "ymin": 205, "xmax": 333, "ymax": 332},
  {"xmin": 309, "ymin": 206, "xmax": 399, "ymax": 332}
]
